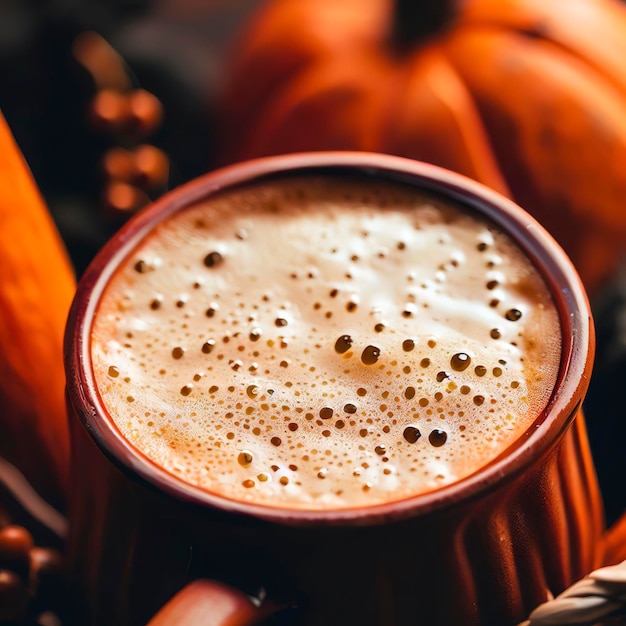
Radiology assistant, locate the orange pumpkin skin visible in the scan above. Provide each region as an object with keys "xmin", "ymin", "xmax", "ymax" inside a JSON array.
[
  {"xmin": 0, "ymin": 112, "xmax": 75, "ymax": 506},
  {"xmin": 218, "ymin": 0, "xmax": 626, "ymax": 293},
  {"xmin": 604, "ymin": 515, "xmax": 626, "ymax": 565}
]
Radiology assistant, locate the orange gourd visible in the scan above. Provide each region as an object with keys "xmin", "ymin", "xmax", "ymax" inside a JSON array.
[
  {"xmin": 0, "ymin": 111, "xmax": 75, "ymax": 506},
  {"xmin": 217, "ymin": 0, "xmax": 626, "ymax": 293},
  {"xmin": 605, "ymin": 515, "xmax": 626, "ymax": 565}
]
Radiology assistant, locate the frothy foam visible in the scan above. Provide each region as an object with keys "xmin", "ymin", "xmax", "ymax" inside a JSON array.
[{"xmin": 91, "ymin": 175, "xmax": 562, "ymax": 509}]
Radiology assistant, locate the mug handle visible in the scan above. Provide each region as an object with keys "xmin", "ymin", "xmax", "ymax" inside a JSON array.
[{"xmin": 145, "ymin": 579, "xmax": 280, "ymax": 626}]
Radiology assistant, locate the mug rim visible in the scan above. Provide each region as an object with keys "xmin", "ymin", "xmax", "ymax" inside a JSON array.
[{"xmin": 64, "ymin": 151, "xmax": 594, "ymax": 525}]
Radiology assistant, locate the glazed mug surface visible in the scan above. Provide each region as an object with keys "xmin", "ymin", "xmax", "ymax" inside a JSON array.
[{"xmin": 64, "ymin": 152, "xmax": 604, "ymax": 626}]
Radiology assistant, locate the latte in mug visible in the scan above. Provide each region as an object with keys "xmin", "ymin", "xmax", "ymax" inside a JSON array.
[{"xmin": 90, "ymin": 174, "xmax": 561, "ymax": 510}]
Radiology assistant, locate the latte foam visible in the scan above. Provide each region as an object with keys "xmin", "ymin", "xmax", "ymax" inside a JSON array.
[{"xmin": 91, "ymin": 175, "xmax": 561, "ymax": 509}]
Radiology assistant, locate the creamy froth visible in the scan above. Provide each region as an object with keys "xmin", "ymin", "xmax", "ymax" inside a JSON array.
[{"xmin": 91, "ymin": 175, "xmax": 561, "ymax": 509}]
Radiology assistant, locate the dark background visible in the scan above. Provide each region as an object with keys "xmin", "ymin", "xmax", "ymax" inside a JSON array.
[
  {"xmin": 0, "ymin": 0, "xmax": 624, "ymax": 527},
  {"xmin": 0, "ymin": 0, "xmax": 263, "ymax": 275}
]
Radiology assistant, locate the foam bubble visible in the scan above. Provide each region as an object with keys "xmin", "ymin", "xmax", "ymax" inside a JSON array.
[{"xmin": 91, "ymin": 175, "xmax": 562, "ymax": 510}]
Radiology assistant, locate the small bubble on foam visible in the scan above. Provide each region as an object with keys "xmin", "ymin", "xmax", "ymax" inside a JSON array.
[
  {"xmin": 180, "ymin": 385, "xmax": 193, "ymax": 396},
  {"xmin": 238, "ymin": 451, "xmax": 253, "ymax": 467},
  {"xmin": 436, "ymin": 371, "xmax": 449, "ymax": 382},
  {"xmin": 357, "ymin": 388, "xmax": 367, "ymax": 397},
  {"xmin": 201, "ymin": 340, "xmax": 215, "ymax": 354},
  {"xmin": 108, "ymin": 366, "xmax": 120, "ymax": 378},
  {"xmin": 450, "ymin": 353, "xmax": 471, "ymax": 372},
  {"xmin": 375, "ymin": 445, "xmax": 386, "ymax": 456},
  {"xmin": 429, "ymin": 429, "xmax": 448, "ymax": 447},
  {"xmin": 402, "ymin": 304, "xmax": 417, "ymax": 318},
  {"xmin": 247, "ymin": 385, "xmax": 259, "ymax": 399},
  {"xmin": 346, "ymin": 298, "xmax": 359, "ymax": 313},
  {"xmin": 403, "ymin": 426, "xmax": 421, "ymax": 443},
  {"xmin": 205, "ymin": 303, "xmax": 219, "ymax": 317},
  {"xmin": 134, "ymin": 259, "xmax": 153, "ymax": 273},
  {"xmin": 334, "ymin": 335, "xmax": 353, "ymax": 354},
  {"xmin": 203, "ymin": 251, "xmax": 223, "ymax": 268},
  {"xmin": 374, "ymin": 323, "xmax": 385, "ymax": 333},
  {"xmin": 249, "ymin": 328, "xmax": 262, "ymax": 342},
  {"xmin": 242, "ymin": 479, "xmax": 255, "ymax": 489},
  {"xmin": 490, "ymin": 329, "xmax": 501, "ymax": 339},
  {"xmin": 344, "ymin": 403, "xmax": 357, "ymax": 414},
  {"xmin": 271, "ymin": 437, "xmax": 282, "ymax": 446},
  {"xmin": 473, "ymin": 395, "xmax": 485, "ymax": 406},
  {"xmin": 474, "ymin": 365, "xmax": 487, "ymax": 377},
  {"xmin": 402, "ymin": 339, "xmax": 415, "ymax": 352},
  {"xmin": 505, "ymin": 308, "xmax": 523, "ymax": 321},
  {"xmin": 150, "ymin": 296, "xmax": 163, "ymax": 310},
  {"xmin": 172, "ymin": 347, "xmax": 185, "ymax": 359},
  {"xmin": 275, "ymin": 318, "xmax": 288, "ymax": 327},
  {"xmin": 320, "ymin": 407, "xmax": 334, "ymax": 420},
  {"xmin": 361, "ymin": 346, "xmax": 380, "ymax": 365}
]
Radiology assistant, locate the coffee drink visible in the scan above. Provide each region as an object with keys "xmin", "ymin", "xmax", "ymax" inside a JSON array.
[{"xmin": 91, "ymin": 174, "xmax": 561, "ymax": 510}]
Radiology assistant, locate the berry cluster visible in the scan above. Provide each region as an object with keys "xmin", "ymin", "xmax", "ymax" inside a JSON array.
[{"xmin": 0, "ymin": 524, "xmax": 63, "ymax": 626}]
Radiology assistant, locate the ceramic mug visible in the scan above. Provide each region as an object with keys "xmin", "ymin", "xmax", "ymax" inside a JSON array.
[{"xmin": 63, "ymin": 152, "xmax": 604, "ymax": 626}]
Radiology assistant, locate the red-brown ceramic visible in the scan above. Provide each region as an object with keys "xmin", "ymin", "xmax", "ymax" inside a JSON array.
[{"xmin": 64, "ymin": 152, "xmax": 604, "ymax": 626}]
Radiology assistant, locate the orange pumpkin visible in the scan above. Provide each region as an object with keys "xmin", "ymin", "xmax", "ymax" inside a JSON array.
[
  {"xmin": 605, "ymin": 515, "xmax": 626, "ymax": 565},
  {"xmin": 217, "ymin": 0, "xmax": 626, "ymax": 293},
  {"xmin": 0, "ymin": 112, "xmax": 75, "ymax": 506}
]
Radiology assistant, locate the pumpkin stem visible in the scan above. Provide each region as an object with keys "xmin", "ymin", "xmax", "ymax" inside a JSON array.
[{"xmin": 392, "ymin": 0, "xmax": 462, "ymax": 51}]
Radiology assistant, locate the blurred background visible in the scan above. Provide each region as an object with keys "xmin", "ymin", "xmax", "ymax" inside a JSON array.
[
  {"xmin": 0, "ymin": 0, "xmax": 265, "ymax": 276},
  {"xmin": 0, "ymin": 0, "xmax": 624, "ymax": 528}
]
